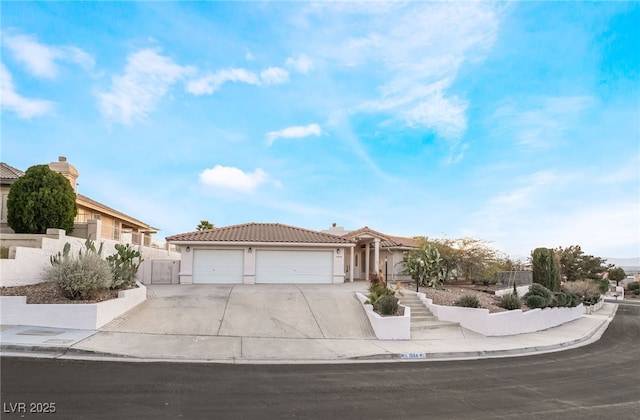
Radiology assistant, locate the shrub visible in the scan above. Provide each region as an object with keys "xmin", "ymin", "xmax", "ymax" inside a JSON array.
[
  {"xmin": 46, "ymin": 252, "xmax": 113, "ymax": 300},
  {"xmin": 626, "ymin": 281, "xmax": 639, "ymax": 291},
  {"xmin": 373, "ymin": 294, "xmax": 399, "ymax": 316},
  {"xmin": 7, "ymin": 165, "xmax": 77, "ymax": 234},
  {"xmin": 107, "ymin": 243, "xmax": 143, "ymax": 290},
  {"xmin": 499, "ymin": 293, "xmax": 521, "ymax": 310},
  {"xmin": 455, "ymin": 294, "xmax": 480, "ymax": 308},
  {"xmin": 531, "ymin": 247, "xmax": 561, "ymax": 292},
  {"xmin": 525, "ymin": 294, "xmax": 547, "ymax": 309},
  {"xmin": 524, "ymin": 283, "xmax": 554, "ymax": 307},
  {"xmin": 632, "ymin": 289, "xmax": 640, "ymax": 296},
  {"xmin": 366, "ymin": 283, "xmax": 393, "ymax": 305},
  {"xmin": 567, "ymin": 293, "xmax": 581, "ymax": 307},
  {"xmin": 562, "ymin": 280, "xmax": 600, "ymax": 303},
  {"xmin": 553, "ymin": 292, "xmax": 570, "ymax": 308}
]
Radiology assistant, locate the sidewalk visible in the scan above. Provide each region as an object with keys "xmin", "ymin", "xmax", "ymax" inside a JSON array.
[{"xmin": 0, "ymin": 303, "xmax": 618, "ymax": 364}]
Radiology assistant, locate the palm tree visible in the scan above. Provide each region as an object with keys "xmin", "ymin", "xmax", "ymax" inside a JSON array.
[{"xmin": 196, "ymin": 220, "xmax": 214, "ymax": 231}]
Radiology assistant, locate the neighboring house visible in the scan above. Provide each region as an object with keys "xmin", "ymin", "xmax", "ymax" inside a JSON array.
[
  {"xmin": 166, "ymin": 223, "xmax": 355, "ymax": 284},
  {"xmin": 0, "ymin": 157, "xmax": 158, "ymax": 246},
  {"xmin": 322, "ymin": 224, "xmax": 418, "ymax": 282},
  {"xmin": 167, "ymin": 222, "xmax": 418, "ymax": 285}
]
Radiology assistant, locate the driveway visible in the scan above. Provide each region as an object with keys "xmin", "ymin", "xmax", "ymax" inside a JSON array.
[{"xmin": 102, "ymin": 283, "xmax": 376, "ymax": 339}]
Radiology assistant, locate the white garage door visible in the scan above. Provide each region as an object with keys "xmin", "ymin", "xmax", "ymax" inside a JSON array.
[
  {"xmin": 256, "ymin": 250, "xmax": 333, "ymax": 284},
  {"xmin": 192, "ymin": 249, "xmax": 244, "ymax": 284}
]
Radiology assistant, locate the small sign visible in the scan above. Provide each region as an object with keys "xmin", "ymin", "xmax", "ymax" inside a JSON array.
[{"xmin": 400, "ymin": 352, "xmax": 427, "ymax": 359}]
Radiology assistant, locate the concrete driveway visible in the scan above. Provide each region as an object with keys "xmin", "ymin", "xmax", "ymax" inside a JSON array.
[{"xmin": 102, "ymin": 283, "xmax": 375, "ymax": 339}]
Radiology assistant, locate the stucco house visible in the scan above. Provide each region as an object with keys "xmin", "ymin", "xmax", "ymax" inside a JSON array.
[
  {"xmin": 1, "ymin": 157, "xmax": 158, "ymax": 246},
  {"xmin": 167, "ymin": 223, "xmax": 418, "ymax": 285}
]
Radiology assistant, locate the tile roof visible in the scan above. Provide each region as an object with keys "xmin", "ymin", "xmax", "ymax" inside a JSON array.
[
  {"xmin": 342, "ymin": 226, "xmax": 418, "ymax": 248},
  {"xmin": 166, "ymin": 223, "xmax": 354, "ymax": 244},
  {"xmin": 0, "ymin": 162, "xmax": 25, "ymax": 182}
]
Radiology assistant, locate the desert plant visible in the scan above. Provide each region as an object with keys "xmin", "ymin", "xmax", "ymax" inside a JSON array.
[
  {"xmin": 562, "ymin": 280, "xmax": 600, "ymax": 303},
  {"xmin": 531, "ymin": 247, "xmax": 561, "ymax": 292},
  {"xmin": 499, "ymin": 293, "xmax": 521, "ymax": 310},
  {"xmin": 524, "ymin": 283, "xmax": 554, "ymax": 305},
  {"xmin": 627, "ymin": 281, "xmax": 639, "ymax": 291},
  {"xmin": 366, "ymin": 283, "xmax": 393, "ymax": 305},
  {"xmin": 373, "ymin": 294, "xmax": 400, "ymax": 316},
  {"xmin": 107, "ymin": 243, "xmax": 143, "ymax": 290},
  {"xmin": 455, "ymin": 294, "xmax": 480, "ymax": 308},
  {"xmin": 7, "ymin": 165, "xmax": 77, "ymax": 233},
  {"xmin": 525, "ymin": 294, "xmax": 547, "ymax": 309},
  {"xmin": 46, "ymin": 252, "xmax": 113, "ymax": 300},
  {"xmin": 553, "ymin": 292, "xmax": 573, "ymax": 308}
]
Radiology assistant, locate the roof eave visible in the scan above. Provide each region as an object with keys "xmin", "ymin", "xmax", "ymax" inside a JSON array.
[{"xmin": 167, "ymin": 240, "xmax": 355, "ymax": 248}]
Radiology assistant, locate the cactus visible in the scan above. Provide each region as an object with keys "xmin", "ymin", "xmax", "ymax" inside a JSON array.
[
  {"xmin": 107, "ymin": 243, "xmax": 144, "ymax": 289},
  {"xmin": 50, "ymin": 242, "xmax": 71, "ymax": 266}
]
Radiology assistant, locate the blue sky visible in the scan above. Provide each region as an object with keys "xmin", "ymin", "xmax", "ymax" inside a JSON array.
[{"xmin": 1, "ymin": 1, "xmax": 638, "ymax": 259}]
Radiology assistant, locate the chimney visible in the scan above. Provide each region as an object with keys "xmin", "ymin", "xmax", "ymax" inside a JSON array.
[{"xmin": 48, "ymin": 156, "xmax": 79, "ymax": 193}]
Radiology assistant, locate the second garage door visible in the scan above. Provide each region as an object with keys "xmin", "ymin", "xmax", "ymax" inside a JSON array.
[{"xmin": 255, "ymin": 250, "xmax": 333, "ymax": 284}]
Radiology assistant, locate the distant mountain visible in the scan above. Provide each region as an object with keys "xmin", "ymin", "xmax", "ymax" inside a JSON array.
[{"xmin": 606, "ymin": 257, "xmax": 640, "ymax": 267}]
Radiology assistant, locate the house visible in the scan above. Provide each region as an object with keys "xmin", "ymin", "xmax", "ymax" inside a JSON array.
[
  {"xmin": 166, "ymin": 223, "xmax": 354, "ymax": 284},
  {"xmin": 0, "ymin": 157, "xmax": 158, "ymax": 247},
  {"xmin": 167, "ymin": 222, "xmax": 418, "ymax": 285},
  {"xmin": 322, "ymin": 224, "xmax": 418, "ymax": 282}
]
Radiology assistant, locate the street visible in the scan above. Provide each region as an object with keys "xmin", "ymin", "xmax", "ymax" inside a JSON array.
[{"xmin": 1, "ymin": 304, "xmax": 639, "ymax": 420}]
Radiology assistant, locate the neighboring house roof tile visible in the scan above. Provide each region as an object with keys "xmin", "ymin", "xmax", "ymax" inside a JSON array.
[
  {"xmin": 0, "ymin": 162, "xmax": 25, "ymax": 183},
  {"xmin": 166, "ymin": 223, "xmax": 354, "ymax": 244}
]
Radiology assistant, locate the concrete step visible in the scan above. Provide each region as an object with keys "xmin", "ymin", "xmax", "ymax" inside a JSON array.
[{"xmin": 411, "ymin": 320, "xmax": 460, "ymax": 330}]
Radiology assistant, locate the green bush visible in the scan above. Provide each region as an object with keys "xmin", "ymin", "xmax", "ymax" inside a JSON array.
[
  {"xmin": 7, "ymin": 165, "xmax": 77, "ymax": 234},
  {"xmin": 553, "ymin": 292, "xmax": 575, "ymax": 308},
  {"xmin": 632, "ymin": 289, "xmax": 640, "ymax": 296},
  {"xmin": 525, "ymin": 294, "xmax": 547, "ymax": 309},
  {"xmin": 373, "ymin": 294, "xmax": 399, "ymax": 316},
  {"xmin": 627, "ymin": 281, "xmax": 639, "ymax": 291},
  {"xmin": 366, "ymin": 283, "xmax": 393, "ymax": 305},
  {"xmin": 455, "ymin": 294, "xmax": 480, "ymax": 308},
  {"xmin": 567, "ymin": 293, "xmax": 581, "ymax": 307},
  {"xmin": 46, "ymin": 252, "xmax": 113, "ymax": 300},
  {"xmin": 524, "ymin": 283, "xmax": 554, "ymax": 307},
  {"xmin": 498, "ymin": 293, "xmax": 521, "ymax": 310}
]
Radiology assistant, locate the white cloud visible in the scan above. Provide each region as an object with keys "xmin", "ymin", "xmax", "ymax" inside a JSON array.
[
  {"xmin": 2, "ymin": 32, "xmax": 94, "ymax": 79},
  {"xmin": 186, "ymin": 66, "xmax": 289, "ymax": 96},
  {"xmin": 97, "ymin": 49, "xmax": 194, "ymax": 124},
  {"xmin": 186, "ymin": 68, "xmax": 260, "ymax": 96},
  {"xmin": 493, "ymin": 96, "xmax": 595, "ymax": 148},
  {"xmin": 199, "ymin": 165, "xmax": 269, "ymax": 193},
  {"xmin": 0, "ymin": 64, "xmax": 54, "ymax": 118},
  {"xmin": 260, "ymin": 67, "xmax": 289, "ymax": 85},
  {"xmin": 266, "ymin": 123, "xmax": 322, "ymax": 146},
  {"xmin": 301, "ymin": 3, "xmax": 501, "ymax": 162},
  {"xmin": 285, "ymin": 54, "xmax": 314, "ymax": 74}
]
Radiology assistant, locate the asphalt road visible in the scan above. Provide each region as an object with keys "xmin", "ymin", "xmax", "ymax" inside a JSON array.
[{"xmin": 1, "ymin": 304, "xmax": 638, "ymax": 420}]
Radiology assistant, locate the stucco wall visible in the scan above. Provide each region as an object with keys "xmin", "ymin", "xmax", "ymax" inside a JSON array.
[
  {"xmin": 0, "ymin": 282, "xmax": 147, "ymax": 329},
  {"xmin": 0, "ymin": 229, "xmax": 180, "ymax": 287}
]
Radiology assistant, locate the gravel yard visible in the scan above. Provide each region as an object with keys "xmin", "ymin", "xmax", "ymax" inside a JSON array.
[
  {"xmin": 420, "ymin": 286, "xmax": 508, "ymax": 313},
  {"xmin": 0, "ymin": 282, "xmax": 118, "ymax": 304}
]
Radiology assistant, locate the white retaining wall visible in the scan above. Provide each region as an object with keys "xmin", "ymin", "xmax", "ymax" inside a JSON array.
[
  {"xmin": 356, "ymin": 292, "xmax": 410, "ymax": 340},
  {"xmin": 495, "ymin": 285, "xmax": 531, "ymax": 297},
  {"xmin": 0, "ymin": 282, "xmax": 147, "ymax": 330},
  {"xmin": 418, "ymin": 292, "xmax": 584, "ymax": 336},
  {"xmin": 0, "ymin": 229, "xmax": 180, "ymax": 287}
]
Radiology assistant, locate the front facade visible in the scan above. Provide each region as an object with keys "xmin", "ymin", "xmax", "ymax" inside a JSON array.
[
  {"xmin": 167, "ymin": 223, "xmax": 355, "ymax": 285},
  {"xmin": 323, "ymin": 225, "xmax": 418, "ymax": 283},
  {"xmin": 168, "ymin": 223, "xmax": 418, "ymax": 285}
]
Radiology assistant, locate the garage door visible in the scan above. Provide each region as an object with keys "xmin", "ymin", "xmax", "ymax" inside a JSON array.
[
  {"xmin": 192, "ymin": 249, "xmax": 244, "ymax": 284},
  {"xmin": 256, "ymin": 250, "xmax": 333, "ymax": 284}
]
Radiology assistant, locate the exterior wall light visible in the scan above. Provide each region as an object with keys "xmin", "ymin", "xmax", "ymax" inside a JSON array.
[{"xmin": 186, "ymin": 246, "xmax": 190, "ymax": 252}]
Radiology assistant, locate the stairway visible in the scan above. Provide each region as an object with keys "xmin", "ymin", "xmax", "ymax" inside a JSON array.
[{"xmin": 398, "ymin": 292, "xmax": 459, "ymax": 338}]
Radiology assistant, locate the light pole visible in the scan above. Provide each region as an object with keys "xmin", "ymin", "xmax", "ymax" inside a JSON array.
[{"xmin": 384, "ymin": 257, "xmax": 388, "ymax": 287}]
